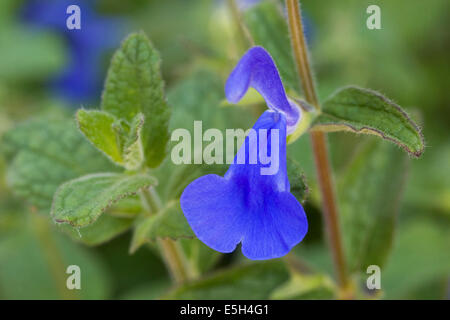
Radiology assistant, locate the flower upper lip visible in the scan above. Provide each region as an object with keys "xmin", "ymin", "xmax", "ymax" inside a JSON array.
[{"xmin": 225, "ymin": 46, "xmax": 302, "ymax": 133}]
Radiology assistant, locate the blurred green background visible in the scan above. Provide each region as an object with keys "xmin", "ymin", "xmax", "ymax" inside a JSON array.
[{"xmin": 0, "ymin": 0, "xmax": 448, "ymax": 299}]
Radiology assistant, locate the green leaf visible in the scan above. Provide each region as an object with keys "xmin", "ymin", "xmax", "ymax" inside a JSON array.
[
  {"xmin": 404, "ymin": 142, "xmax": 450, "ymax": 213},
  {"xmin": 77, "ymin": 110, "xmax": 145, "ymax": 171},
  {"xmin": 0, "ymin": 27, "xmax": 66, "ymax": 81},
  {"xmin": 286, "ymin": 157, "xmax": 309, "ymax": 204},
  {"xmin": 76, "ymin": 110, "xmax": 123, "ymax": 165},
  {"xmin": 59, "ymin": 213, "xmax": 134, "ymax": 246},
  {"xmin": 122, "ymin": 113, "xmax": 145, "ymax": 170},
  {"xmin": 102, "ymin": 32, "xmax": 170, "ymax": 168},
  {"xmin": 244, "ymin": 1, "xmax": 300, "ymax": 94},
  {"xmin": 338, "ymin": 138, "xmax": 409, "ymax": 272},
  {"xmin": 0, "ymin": 213, "xmax": 110, "ymax": 299},
  {"xmin": 270, "ymin": 273, "xmax": 336, "ymax": 300},
  {"xmin": 163, "ymin": 261, "xmax": 290, "ymax": 299},
  {"xmin": 107, "ymin": 196, "xmax": 143, "ymax": 218},
  {"xmin": 312, "ymin": 86, "xmax": 424, "ymax": 157},
  {"xmin": 382, "ymin": 219, "xmax": 450, "ymax": 299},
  {"xmin": 179, "ymin": 238, "xmax": 221, "ymax": 275},
  {"xmin": 168, "ymin": 69, "xmax": 225, "ymax": 130},
  {"xmin": 160, "ymin": 163, "xmax": 227, "ymax": 202},
  {"xmin": 130, "ymin": 200, "xmax": 194, "ymax": 253},
  {"xmin": 119, "ymin": 280, "xmax": 171, "ymax": 300},
  {"xmin": 1, "ymin": 116, "xmax": 117, "ymax": 210},
  {"xmin": 51, "ymin": 173, "xmax": 156, "ymax": 227}
]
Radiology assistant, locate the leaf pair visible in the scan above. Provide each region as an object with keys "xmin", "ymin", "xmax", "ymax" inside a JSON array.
[
  {"xmin": 52, "ymin": 33, "xmax": 176, "ymax": 236},
  {"xmin": 2, "ymin": 112, "xmax": 145, "ymax": 245},
  {"xmin": 77, "ymin": 110, "xmax": 145, "ymax": 171},
  {"xmin": 1, "ymin": 32, "xmax": 186, "ymax": 247},
  {"xmin": 78, "ymin": 32, "xmax": 170, "ymax": 170}
]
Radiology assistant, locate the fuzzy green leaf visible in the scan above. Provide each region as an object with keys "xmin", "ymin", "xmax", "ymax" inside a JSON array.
[
  {"xmin": 76, "ymin": 109, "xmax": 123, "ymax": 165},
  {"xmin": 60, "ymin": 213, "xmax": 134, "ymax": 246},
  {"xmin": 163, "ymin": 261, "xmax": 289, "ymax": 299},
  {"xmin": 338, "ymin": 138, "xmax": 409, "ymax": 272},
  {"xmin": 52, "ymin": 173, "xmax": 156, "ymax": 227},
  {"xmin": 77, "ymin": 110, "xmax": 145, "ymax": 171},
  {"xmin": 101, "ymin": 32, "xmax": 170, "ymax": 168},
  {"xmin": 244, "ymin": 1, "xmax": 301, "ymax": 94},
  {"xmin": 1, "ymin": 116, "xmax": 117, "ymax": 210},
  {"xmin": 312, "ymin": 86, "xmax": 424, "ymax": 157},
  {"xmin": 129, "ymin": 200, "xmax": 194, "ymax": 253},
  {"xmin": 122, "ymin": 113, "xmax": 145, "ymax": 170}
]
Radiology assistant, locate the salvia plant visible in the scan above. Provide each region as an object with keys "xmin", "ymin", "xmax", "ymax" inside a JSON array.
[{"xmin": 1, "ymin": 0, "xmax": 427, "ymax": 299}]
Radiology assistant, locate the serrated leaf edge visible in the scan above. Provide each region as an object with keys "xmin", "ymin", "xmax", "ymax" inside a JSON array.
[
  {"xmin": 311, "ymin": 86, "xmax": 425, "ymax": 158},
  {"xmin": 51, "ymin": 172, "xmax": 156, "ymax": 228}
]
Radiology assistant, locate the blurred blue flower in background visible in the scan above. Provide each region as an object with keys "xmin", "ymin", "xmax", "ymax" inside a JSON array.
[
  {"xmin": 21, "ymin": 0, "xmax": 125, "ymax": 104},
  {"xmin": 180, "ymin": 47, "xmax": 308, "ymax": 260},
  {"xmin": 235, "ymin": 0, "xmax": 261, "ymax": 11}
]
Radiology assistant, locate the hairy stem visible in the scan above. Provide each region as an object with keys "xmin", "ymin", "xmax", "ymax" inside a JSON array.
[
  {"xmin": 286, "ymin": 0, "xmax": 349, "ymax": 291},
  {"xmin": 141, "ymin": 187, "xmax": 192, "ymax": 284}
]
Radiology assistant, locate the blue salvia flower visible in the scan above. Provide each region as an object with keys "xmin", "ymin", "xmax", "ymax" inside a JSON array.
[
  {"xmin": 21, "ymin": 0, "xmax": 124, "ymax": 103},
  {"xmin": 180, "ymin": 47, "xmax": 308, "ymax": 260}
]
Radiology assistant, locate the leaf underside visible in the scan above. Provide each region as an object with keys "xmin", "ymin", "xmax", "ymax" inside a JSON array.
[{"xmin": 101, "ymin": 32, "xmax": 170, "ymax": 168}]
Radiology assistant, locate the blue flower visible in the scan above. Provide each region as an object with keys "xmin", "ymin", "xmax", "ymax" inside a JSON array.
[
  {"xmin": 21, "ymin": 0, "xmax": 125, "ymax": 103},
  {"xmin": 180, "ymin": 47, "xmax": 308, "ymax": 260},
  {"xmin": 225, "ymin": 46, "xmax": 301, "ymax": 134}
]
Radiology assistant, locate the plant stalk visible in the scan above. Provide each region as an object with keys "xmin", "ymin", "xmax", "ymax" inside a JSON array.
[
  {"xmin": 286, "ymin": 0, "xmax": 350, "ymax": 291},
  {"xmin": 141, "ymin": 187, "xmax": 192, "ymax": 284}
]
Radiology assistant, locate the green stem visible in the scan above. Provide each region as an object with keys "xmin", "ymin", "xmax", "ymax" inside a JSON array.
[
  {"xmin": 141, "ymin": 187, "xmax": 192, "ymax": 284},
  {"xmin": 286, "ymin": 0, "xmax": 350, "ymax": 292}
]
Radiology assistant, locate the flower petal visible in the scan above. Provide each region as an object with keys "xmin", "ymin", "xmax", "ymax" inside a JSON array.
[
  {"xmin": 226, "ymin": 111, "xmax": 290, "ymax": 198},
  {"xmin": 225, "ymin": 46, "xmax": 300, "ymax": 132},
  {"xmin": 180, "ymin": 174, "xmax": 247, "ymax": 253},
  {"xmin": 241, "ymin": 191, "xmax": 308, "ymax": 260}
]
